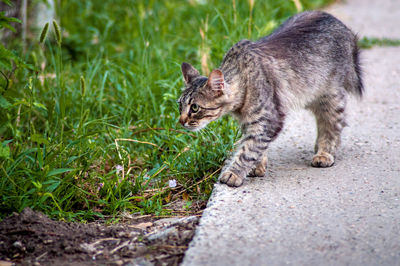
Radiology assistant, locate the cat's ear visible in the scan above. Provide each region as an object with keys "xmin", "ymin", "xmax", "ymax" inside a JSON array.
[
  {"xmin": 181, "ymin": 62, "xmax": 200, "ymax": 85},
  {"xmin": 207, "ymin": 69, "xmax": 225, "ymax": 92}
]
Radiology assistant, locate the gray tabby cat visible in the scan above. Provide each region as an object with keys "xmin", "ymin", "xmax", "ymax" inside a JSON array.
[{"xmin": 178, "ymin": 11, "xmax": 363, "ymax": 187}]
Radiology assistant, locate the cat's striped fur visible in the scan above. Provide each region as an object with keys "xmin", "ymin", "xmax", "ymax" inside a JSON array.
[{"xmin": 178, "ymin": 11, "xmax": 363, "ymax": 187}]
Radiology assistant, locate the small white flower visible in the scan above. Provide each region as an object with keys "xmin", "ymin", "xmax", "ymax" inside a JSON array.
[
  {"xmin": 115, "ymin": 165, "xmax": 124, "ymax": 174},
  {"xmin": 168, "ymin": 179, "xmax": 177, "ymax": 188}
]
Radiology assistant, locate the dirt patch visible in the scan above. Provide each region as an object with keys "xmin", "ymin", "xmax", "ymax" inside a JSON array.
[{"xmin": 0, "ymin": 204, "xmax": 205, "ymax": 265}]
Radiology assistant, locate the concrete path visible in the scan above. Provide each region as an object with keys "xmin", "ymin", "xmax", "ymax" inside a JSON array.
[{"xmin": 183, "ymin": 0, "xmax": 400, "ymax": 265}]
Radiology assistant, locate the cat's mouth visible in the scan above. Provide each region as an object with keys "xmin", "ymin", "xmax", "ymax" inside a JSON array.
[
  {"xmin": 183, "ymin": 121, "xmax": 208, "ymax": 132},
  {"xmin": 183, "ymin": 124, "xmax": 201, "ymax": 132},
  {"xmin": 185, "ymin": 126, "xmax": 200, "ymax": 132}
]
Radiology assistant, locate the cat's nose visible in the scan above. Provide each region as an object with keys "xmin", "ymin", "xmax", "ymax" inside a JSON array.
[{"xmin": 179, "ymin": 115, "xmax": 188, "ymax": 126}]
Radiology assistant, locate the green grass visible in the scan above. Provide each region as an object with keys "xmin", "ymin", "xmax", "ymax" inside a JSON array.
[
  {"xmin": 0, "ymin": 0, "xmax": 331, "ymax": 221},
  {"xmin": 358, "ymin": 36, "xmax": 400, "ymax": 49}
]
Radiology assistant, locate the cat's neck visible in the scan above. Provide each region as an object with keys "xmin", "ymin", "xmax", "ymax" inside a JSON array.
[{"xmin": 223, "ymin": 79, "xmax": 247, "ymax": 119}]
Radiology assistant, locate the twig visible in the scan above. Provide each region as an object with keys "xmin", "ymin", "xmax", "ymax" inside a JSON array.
[
  {"xmin": 16, "ymin": 105, "xmax": 21, "ymax": 128},
  {"xmin": 115, "ymin": 138, "xmax": 163, "ymax": 153},
  {"xmin": 167, "ymin": 213, "xmax": 203, "ymax": 217},
  {"xmin": 110, "ymin": 240, "xmax": 131, "ymax": 254},
  {"xmin": 148, "ymin": 214, "xmax": 199, "ymax": 219},
  {"xmin": 82, "ymin": 237, "xmax": 120, "ymax": 256},
  {"xmin": 121, "ymin": 214, "xmax": 152, "ymax": 220},
  {"xmin": 168, "ymin": 210, "xmax": 203, "ymax": 214},
  {"xmin": 132, "ymin": 127, "xmax": 197, "ymax": 138},
  {"xmin": 36, "ymin": 251, "xmax": 48, "ymax": 262},
  {"xmin": 87, "ymin": 237, "xmax": 120, "ymax": 247},
  {"xmin": 292, "ymin": 0, "xmax": 303, "ymax": 12},
  {"xmin": 153, "ymin": 244, "xmax": 188, "ymax": 249}
]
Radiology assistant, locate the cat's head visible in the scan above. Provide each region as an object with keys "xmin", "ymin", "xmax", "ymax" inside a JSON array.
[{"xmin": 178, "ymin": 62, "xmax": 228, "ymax": 131}]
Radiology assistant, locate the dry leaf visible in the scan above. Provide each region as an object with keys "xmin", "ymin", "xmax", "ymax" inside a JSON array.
[
  {"xmin": 164, "ymin": 191, "xmax": 172, "ymax": 203},
  {"xmin": 182, "ymin": 192, "xmax": 190, "ymax": 201},
  {"xmin": 128, "ymin": 222, "xmax": 153, "ymax": 230}
]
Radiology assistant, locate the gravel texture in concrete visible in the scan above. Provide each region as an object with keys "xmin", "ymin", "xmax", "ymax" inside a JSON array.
[{"xmin": 183, "ymin": 1, "xmax": 400, "ymax": 265}]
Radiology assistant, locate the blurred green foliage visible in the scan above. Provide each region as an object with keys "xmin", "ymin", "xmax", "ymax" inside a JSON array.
[{"xmin": 358, "ymin": 36, "xmax": 400, "ymax": 49}]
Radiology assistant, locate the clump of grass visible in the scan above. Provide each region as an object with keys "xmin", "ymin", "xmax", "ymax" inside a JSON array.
[{"xmin": 0, "ymin": 0, "xmax": 331, "ymax": 221}]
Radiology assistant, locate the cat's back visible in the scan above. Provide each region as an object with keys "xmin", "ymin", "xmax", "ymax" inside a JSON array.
[
  {"xmin": 221, "ymin": 11, "xmax": 356, "ymax": 68},
  {"xmin": 256, "ymin": 11, "xmax": 356, "ymax": 57}
]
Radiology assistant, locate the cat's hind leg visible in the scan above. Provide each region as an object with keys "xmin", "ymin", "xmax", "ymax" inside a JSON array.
[
  {"xmin": 309, "ymin": 90, "xmax": 347, "ymax": 167},
  {"xmin": 248, "ymin": 152, "xmax": 268, "ymax": 177}
]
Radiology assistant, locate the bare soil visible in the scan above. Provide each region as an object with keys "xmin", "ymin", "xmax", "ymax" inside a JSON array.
[{"xmin": 0, "ymin": 203, "xmax": 205, "ymax": 266}]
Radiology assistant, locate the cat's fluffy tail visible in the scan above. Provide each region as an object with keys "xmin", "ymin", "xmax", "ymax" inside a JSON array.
[{"xmin": 349, "ymin": 37, "xmax": 364, "ymax": 98}]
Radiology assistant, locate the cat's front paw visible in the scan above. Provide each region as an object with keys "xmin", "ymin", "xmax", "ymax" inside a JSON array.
[
  {"xmin": 219, "ymin": 171, "xmax": 243, "ymax": 187},
  {"xmin": 249, "ymin": 164, "xmax": 267, "ymax": 177},
  {"xmin": 311, "ymin": 152, "xmax": 334, "ymax": 167}
]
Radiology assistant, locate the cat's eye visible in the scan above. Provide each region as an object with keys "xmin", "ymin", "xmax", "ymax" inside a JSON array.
[{"xmin": 190, "ymin": 104, "xmax": 199, "ymax": 113}]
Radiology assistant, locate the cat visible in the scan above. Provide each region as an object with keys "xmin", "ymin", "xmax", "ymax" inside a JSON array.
[{"xmin": 178, "ymin": 11, "xmax": 363, "ymax": 187}]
